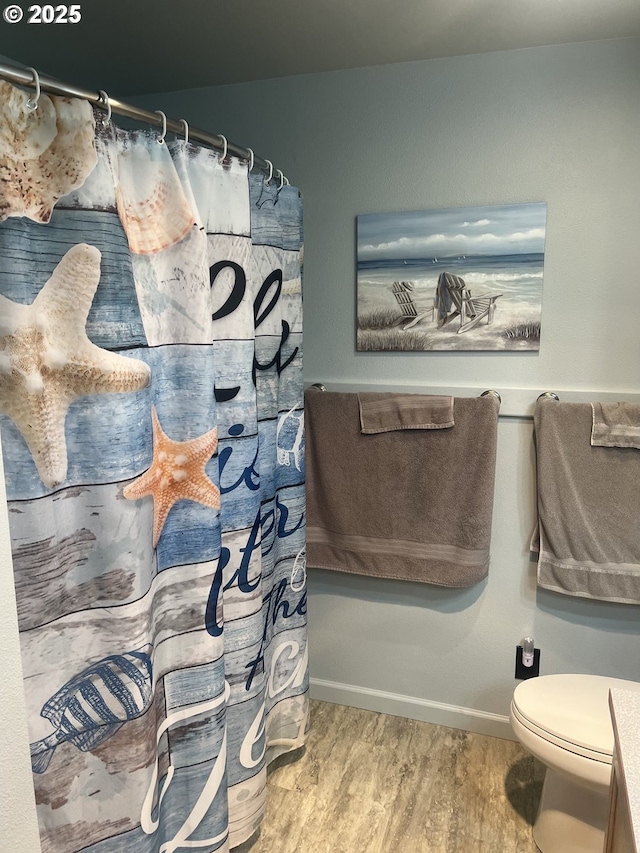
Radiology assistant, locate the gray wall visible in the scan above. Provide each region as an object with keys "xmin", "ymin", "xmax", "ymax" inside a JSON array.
[{"xmin": 135, "ymin": 38, "xmax": 640, "ymax": 728}]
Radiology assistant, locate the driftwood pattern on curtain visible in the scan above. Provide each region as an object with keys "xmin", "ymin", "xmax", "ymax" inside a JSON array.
[{"xmin": 0, "ymin": 80, "xmax": 308, "ymax": 852}]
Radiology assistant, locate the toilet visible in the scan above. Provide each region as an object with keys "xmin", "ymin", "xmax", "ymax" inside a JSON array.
[{"xmin": 510, "ymin": 673, "xmax": 640, "ymax": 853}]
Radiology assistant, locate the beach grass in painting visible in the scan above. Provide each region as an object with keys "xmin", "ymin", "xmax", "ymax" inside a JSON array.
[{"xmin": 357, "ymin": 202, "xmax": 547, "ymax": 351}]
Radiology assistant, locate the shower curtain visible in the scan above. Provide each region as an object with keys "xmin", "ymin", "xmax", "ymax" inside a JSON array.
[{"xmin": 0, "ymin": 80, "xmax": 308, "ymax": 853}]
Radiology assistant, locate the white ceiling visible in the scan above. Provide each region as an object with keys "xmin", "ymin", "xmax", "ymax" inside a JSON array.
[{"xmin": 2, "ymin": 0, "xmax": 639, "ymax": 96}]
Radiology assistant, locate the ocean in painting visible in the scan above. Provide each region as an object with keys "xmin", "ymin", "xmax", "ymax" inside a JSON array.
[{"xmin": 359, "ymin": 253, "xmax": 543, "ymax": 308}]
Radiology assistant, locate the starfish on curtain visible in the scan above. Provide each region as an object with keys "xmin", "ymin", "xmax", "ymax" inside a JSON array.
[
  {"xmin": 0, "ymin": 243, "xmax": 151, "ymax": 488},
  {"xmin": 123, "ymin": 406, "xmax": 220, "ymax": 548}
]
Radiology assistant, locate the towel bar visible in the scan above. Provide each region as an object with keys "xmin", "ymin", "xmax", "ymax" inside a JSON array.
[
  {"xmin": 309, "ymin": 383, "xmax": 500, "ymax": 402},
  {"xmin": 305, "ymin": 384, "xmax": 638, "ymax": 418}
]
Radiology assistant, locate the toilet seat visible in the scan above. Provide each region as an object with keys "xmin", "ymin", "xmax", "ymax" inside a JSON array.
[
  {"xmin": 512, "ymin": 674, "xmax": 640, "ymax": 763},
  {"xmin": 511, "ymin": 701, "xmax": 612, "ymax": 764}
]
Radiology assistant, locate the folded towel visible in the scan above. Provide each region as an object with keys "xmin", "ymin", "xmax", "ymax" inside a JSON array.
[
  {"xmin": 534, "ymin": 398, "xmax": 640, "ymax": 604},
  {"xmin": 358, "ymin": 393, "xmax": 454, "ymax": 433},
  {"xmin": 591, "ymin": 402, "xmax": 640, "ymax": 449},
  {"xmin": 305, "ymin": 390, "xmax": 499, "ymax": 587}
]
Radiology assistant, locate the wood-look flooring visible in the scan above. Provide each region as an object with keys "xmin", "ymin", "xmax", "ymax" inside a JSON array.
[{"xmin": 237, "ymin": 699, "xmax": 543, "ymax": 853}]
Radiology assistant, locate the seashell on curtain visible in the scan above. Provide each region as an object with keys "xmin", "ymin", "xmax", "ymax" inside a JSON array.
[{"xmin": 0, "ymin": 80, "xmax": 97, "ymax": 223}]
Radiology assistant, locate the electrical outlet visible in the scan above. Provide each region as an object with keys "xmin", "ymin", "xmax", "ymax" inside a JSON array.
[{"xmin": 515, "ymin": 644, "xmax": 540, "ymax": 679}]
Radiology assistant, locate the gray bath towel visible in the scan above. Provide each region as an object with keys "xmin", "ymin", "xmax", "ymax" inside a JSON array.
[
  {"xmin": 305, "ymin": 390, "xmax": 499, "ymax": 586},
  {"xmin": 358, "ymin": 393, "xmax": 454, "ymax": 433},
  {"xmin": 591, "ymin": 402, "xmax": 640, "ymax": 449},
  {"xmin": 534, "ymin": 398, "xmax": 640, "ymax": 604}
]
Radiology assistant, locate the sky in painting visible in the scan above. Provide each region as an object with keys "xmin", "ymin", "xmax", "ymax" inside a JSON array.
[{"xmin": 357, "ymin": 202, "xmax": 546, "ymax": 261}]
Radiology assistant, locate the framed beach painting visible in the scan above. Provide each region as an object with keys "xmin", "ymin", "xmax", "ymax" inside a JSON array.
[{"xmin": 356, "ymin": 202, "xmax": 547, "ymax": 351}]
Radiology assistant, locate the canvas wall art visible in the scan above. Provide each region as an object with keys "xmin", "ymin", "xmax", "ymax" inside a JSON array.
[{"xmin": 357, "ymin": 202, "xmax": 547, "ymax": 351}]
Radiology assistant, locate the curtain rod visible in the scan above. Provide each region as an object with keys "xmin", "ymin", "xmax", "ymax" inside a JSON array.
[{"xmin": 0, "ymin": 62, "xmax": 285, "ymax": 182}]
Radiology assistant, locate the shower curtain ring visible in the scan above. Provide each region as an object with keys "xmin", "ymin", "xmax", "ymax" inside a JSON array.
[
  {"xmin": 246, "ymin": 148, "xmax": 255, "ymax": 172},
  {"xmin": 155, "ymin": 111, "xmax": 167, "ymax": 144},
  {"xmin": 264, "ymin": 159, "xmax": 274, "ymax": 184},
  {"xmin": 276, "ymin": 169, "xmax": 285, "ymax": 190},
  {"xmin": 24, "ymin": 67, "xmax": 41, "ymax": 112},
  {"xmin": 179, "ymin": 119, "xmax": 189, "ymax": 144},
  {"xmin": 218, "ymin": 134, "xmax": 228, "ymax": 160},
  {"xmin": 98, "ymin": 90, "xmax": 112, "ymax": 124}
]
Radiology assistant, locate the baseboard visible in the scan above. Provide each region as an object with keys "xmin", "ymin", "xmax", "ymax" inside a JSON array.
[{"xmin": 309, "ymin": 677, "xmax": 515, "ymax": 741}]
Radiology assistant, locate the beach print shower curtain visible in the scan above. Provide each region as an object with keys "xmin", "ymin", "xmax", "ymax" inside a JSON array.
[{"xmin": 0, "ymin": 80, "xmax": 308, "ymax": 853}]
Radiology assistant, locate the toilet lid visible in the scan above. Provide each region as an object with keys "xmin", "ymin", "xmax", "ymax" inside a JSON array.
[{"xmin": 512, "ymin": 674, "xmax": 640, "ymax": 757}]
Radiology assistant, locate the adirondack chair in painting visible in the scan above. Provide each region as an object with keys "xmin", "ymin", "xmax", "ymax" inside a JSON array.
[
  {"xmin": 436, "ymin": 271, "xmax": 502, "ymax": 334},
  {"xmin": 391, "ymin": 281, "xmax": 435, "ymax": 330}
]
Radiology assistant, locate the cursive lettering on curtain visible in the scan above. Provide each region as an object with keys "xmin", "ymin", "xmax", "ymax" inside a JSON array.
[
  {"xmin": 210, "ymin": 260, "xmax": 299, "ymax": 391},
  {"xmin": 141, "ymin": 683, "xmax": 231, "ymax": 852}
]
